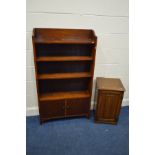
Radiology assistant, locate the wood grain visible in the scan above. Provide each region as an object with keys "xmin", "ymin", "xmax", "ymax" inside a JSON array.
[
  {"xmin": 34, "ymin": 28, "xmax": 96, "ymax": 44},
  {"xmin": 37, "ymin": 72, "xmax": 92, "ymax": 79},
  {"xmin": 96, "ymin": 77, "xmax": 125, "ymax": 91},
  {"xmin": 95, "ymin": 78, "xmax": 125, "ymax": 124},
  {"xmin": 39, "ymin": 91, "xmax": 90, "ymax": 101}
]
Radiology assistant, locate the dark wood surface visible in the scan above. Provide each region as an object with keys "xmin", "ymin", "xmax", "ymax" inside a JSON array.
[
  {"xmin": 95, "ymin": 78, "xmax": 125, "ymax": 124},
  {"xmin": 39, "ymin": 91, "xmax": 90, "ymax": 101},
  {"xmin": 37, "ymin": 61, "xmax": 91, "ymax": 74},
  {"xmin": 96, "ymin": 77, "xmax": 125, "ymax": 91},
  {"xmin": 38, "ymin": 78, "xmax": 90, "ymax": 94},
  {"xmin": 32, "ymin": 28, "xmax": 97, "ymax": 123},
  {"xmin": 35, "ymin": 44, "xmax": 92, "ymax": 57},
  {"xmin": 40, "ymin": 100, "xmax": 65, "ymax": 119},
  {"xmin": 66, "ymin": 98, "xmax": 90, "ymax": 117},
  {"xmin": 33, "ymin": 28, "xmax": 96, "ymax": 44},
  {"xmin": 40, "ymin": 98, "xmax": 90, "ymax": 123},
  {"xmin": 37, "ymin": 72, "xmax": 92, "ymax": 79}
]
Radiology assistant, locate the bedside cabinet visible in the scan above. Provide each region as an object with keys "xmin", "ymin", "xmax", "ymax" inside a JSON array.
[{"xmin": 94, "ymin": 78, "xmax": 125, "ymax": 124}]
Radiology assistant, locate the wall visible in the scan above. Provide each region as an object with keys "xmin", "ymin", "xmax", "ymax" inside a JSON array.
[{"xmin": 26, "ymin": 0, "xmax": 129, "ymax": 116}]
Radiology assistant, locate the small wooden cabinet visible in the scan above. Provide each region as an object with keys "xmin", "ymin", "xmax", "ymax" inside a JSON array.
[
  {"xmin": 32, "ymin": 28, "xmax": 97, "ymax": 123},
  {"xmin": 94, "ymin": 78, "xmax": 125, "ymax": 124}
]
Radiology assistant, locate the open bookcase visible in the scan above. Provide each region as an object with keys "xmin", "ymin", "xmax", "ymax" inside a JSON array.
[{"xmin": 32, "ymin": 28, "xmax": 97, "ymax": 123}]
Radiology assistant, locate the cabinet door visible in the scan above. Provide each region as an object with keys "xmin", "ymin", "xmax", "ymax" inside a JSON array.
[
  {"xmin": 96, "ymin": 91, "xmax": 122, "ymax": 122},
  {"xmin": 39, "ymin": 100, "xmax": 65, "ymax": 119},
  {"xmin": 66, "ymin": 98, "xmax": 90, "ymax": 117}
]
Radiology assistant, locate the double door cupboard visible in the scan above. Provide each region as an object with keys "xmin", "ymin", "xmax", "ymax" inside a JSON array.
[{"xmin": 32, "ymin": 28, "xmax": 97, "ymax": 123}]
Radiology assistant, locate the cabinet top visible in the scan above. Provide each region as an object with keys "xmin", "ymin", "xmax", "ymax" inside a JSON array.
[
  {"xmin": 96, "ymin": 77, "xmax": 125, "ymax": 92},
  {"xmin": 32, "ymin": 28, "xmax": 97, "ymax": 44}
]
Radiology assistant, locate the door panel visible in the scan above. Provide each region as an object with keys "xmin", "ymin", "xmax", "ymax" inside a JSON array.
[
  {"xmin": 96, "ymin": 92, "xmax": 121, "ymax": 120},
  {"xmin": 66, "ymin": 98, "xmax": 90, "ymax": 116},
  {"xmin": 39, "ymin": 100, "xmax": 65, "ymax": 119}
]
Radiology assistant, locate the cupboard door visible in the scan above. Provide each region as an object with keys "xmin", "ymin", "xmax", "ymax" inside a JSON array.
[
  {"xmin": 39, "ymin": 100, "xmax": 65, "ymax": 119},
  {"xmin": 96, "ymin": 91, "xmax": 122, "ymax": 122},
  {"xmin": 66, "ymin": 98, "xmax": 90, "ymax": 116}
]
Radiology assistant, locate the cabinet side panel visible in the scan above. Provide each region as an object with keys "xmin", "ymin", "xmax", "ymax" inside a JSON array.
[
  {"xmin": 32, "ymin": 36, "xmax": 41, "ymax": 118},
  {"xmin": 88, "ymin": 37, "xmax": 97, "ymax": 111}
]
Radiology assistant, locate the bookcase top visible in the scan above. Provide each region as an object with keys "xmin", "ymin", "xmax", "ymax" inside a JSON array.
[{"xmin": 33, "ymin": 28, "xmax": 97, "ymax": 44}]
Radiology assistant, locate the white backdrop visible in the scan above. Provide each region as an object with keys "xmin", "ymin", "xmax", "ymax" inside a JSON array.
[{"xmin": 26, "ymin": 0, "xmax": 129, "ymax": 116}]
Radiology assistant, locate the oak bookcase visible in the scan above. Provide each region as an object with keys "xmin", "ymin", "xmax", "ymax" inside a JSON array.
[{"xmin": 32, "ymin": 28, "xmax": 97, "ymax": 123}]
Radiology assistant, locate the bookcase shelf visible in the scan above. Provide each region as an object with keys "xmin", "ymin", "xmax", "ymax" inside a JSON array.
[
  {"xmin": 39, "ymin": 91, "xmax": 90, "ymax": 101},
  {"xmin": 32, "ymin": 28, "xmax": 97, "ymax": 124},
  {"xmin": 37, "ymin": 72, "xmax": 92, "ymax": 79},
  {"xmin": 36, "ymin": 56, "xmax": 93, "ymax": 62}
]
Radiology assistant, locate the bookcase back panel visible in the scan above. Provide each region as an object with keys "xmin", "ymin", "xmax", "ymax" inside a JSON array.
[
  {"xmin": 36, "ymin": 44, "xmax": 92, "ymax": 57},
  {"xmin": 37, "ymin": 61, "xmax": 91, "ymax": 74},
  {"xmin": 38, "ymin": 78, "xmax": 90, "ymax": 93}
]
